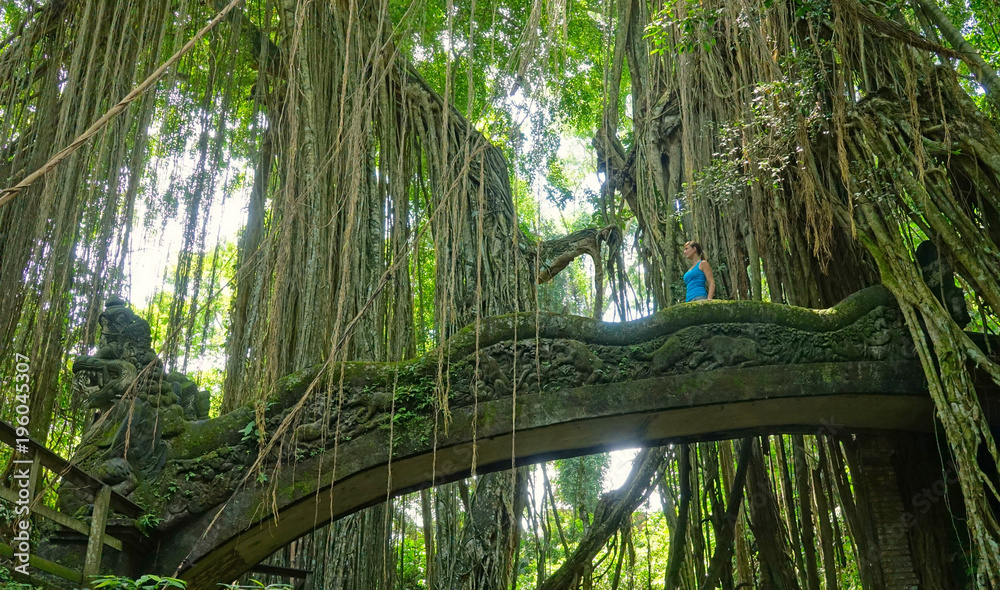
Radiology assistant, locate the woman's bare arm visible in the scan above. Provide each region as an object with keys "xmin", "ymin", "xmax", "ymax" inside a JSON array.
[{"xmin": 702, "ymin": 260, "xmax": 716, "ymax": 299}]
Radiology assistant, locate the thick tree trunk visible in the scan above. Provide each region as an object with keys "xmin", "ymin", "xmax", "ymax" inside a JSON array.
[
  {"xmin": 811, "ymin": 466, "xmax": 839, "ymax": 590},
  {"xmin": 746, "ymin": 439, "xmax": 802, "ymax": 590},
  {"xmin": 793, "ymin": 436, "xmax": 822, "ymax": 590},
  {"xmin": 891, "ymin": 435, "xmax": 963, "ymax": 590},
  {"xmin": 450, "ymin": 471, "xmax": 527, "ymax": 590},
  {"xmin": 664, "ymin": 444, "xmax": 692, "ymax": 590},
  {"xmin": 699, "ymin": 439, "xmax": 752, "ymax": 590}
]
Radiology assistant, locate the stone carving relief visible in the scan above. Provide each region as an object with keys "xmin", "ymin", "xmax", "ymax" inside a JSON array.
[
  {"xmin": 60, "ymin": 285, "xmax": 919, "ymax": 533},
  {"xmin": 270, "ymin": 286, "xmax": 917, "ymax": 471}
]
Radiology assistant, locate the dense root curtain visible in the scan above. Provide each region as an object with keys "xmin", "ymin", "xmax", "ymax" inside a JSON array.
[{"xmin": 630, "ymin": 0, "xmax": 1000, "ymax": 580}]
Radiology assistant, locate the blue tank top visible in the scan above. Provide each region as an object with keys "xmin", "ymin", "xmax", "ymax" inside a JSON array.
[{"xmin": 684, "ymin": 261, "xmax": 708, "ymax": 301}]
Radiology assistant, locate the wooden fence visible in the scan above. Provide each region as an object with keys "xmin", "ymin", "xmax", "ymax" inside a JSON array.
[{"xmin": 0, "ymin": 419, "xmax": 144, "ymax": 588}]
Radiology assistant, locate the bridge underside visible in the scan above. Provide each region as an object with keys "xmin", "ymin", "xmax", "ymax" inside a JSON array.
[{"xmin": 163, "ymin": 360, "xmax": 944, "ymax": 588}]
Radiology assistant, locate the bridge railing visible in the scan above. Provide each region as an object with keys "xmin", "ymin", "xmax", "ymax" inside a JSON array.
[{"xmin": 0, "ymin": 419, "xmax": 145, "ymax": 587}]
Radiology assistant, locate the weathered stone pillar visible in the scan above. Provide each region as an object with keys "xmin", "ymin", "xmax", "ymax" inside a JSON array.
[{"xmin": 842, "ymin": 433, "xmax": 961, "ymax": 590}]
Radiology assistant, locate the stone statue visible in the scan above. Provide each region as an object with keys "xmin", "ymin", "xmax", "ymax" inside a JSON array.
[
  {"xmin": 60, "ymin": 297, "xmax": 211, "ymax": 515},
  {"xmin": 915, "ymin": 241, "xmax": 970, "ymax": 328}
]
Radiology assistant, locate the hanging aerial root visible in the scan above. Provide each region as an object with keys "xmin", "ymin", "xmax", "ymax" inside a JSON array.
[
  {"xmin": 856, "ymin": 204, "xmax": 1000, "ymax": 584},
  {"xmin": 0, "ymin": 0, "xmax": 248, "ymax": 209},
  {"xmin": 537, "ymin": 447, "xmax": 666, "ymax": 590}
]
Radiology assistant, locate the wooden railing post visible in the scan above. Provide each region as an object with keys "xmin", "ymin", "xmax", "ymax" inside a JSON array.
[
  {"xmin": 83, "ymin": 484, "xmax": 112, "ymax": 584},
  {"xmin": 0, "ymin": 422, "xmax": 140, "ymax": 586},
  {"xmin": 26, "ymin": 449, "xmax": 41, "ymax": 506}
]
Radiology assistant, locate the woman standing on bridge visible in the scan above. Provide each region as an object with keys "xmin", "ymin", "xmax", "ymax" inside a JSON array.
[{"xmin": 683, "ymin": 241, "xmax": 715, "ymax": 302}]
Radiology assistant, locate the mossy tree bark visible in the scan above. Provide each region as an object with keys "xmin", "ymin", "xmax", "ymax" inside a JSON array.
[
  {"xmin": 746, "ymin": 439, "xmax": 801, "ymax": 590},
  {"xmin": 621, "ymin": 0, "xmax": 1000, "ymax": 580}
]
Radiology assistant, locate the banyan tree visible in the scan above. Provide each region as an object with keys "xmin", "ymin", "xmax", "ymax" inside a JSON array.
[{"xmin": 1, "ymin": 0, "xmax": 999, "ymax": 587}]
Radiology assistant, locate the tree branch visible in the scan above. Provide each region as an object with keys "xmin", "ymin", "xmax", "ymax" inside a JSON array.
[
  {"xmin": 836, "ymin": 0, "xmax": 1000, "ymax": 102},
  {"xmin": 664, "ymin": 444, "xmax": 691, "ymax": 590},
  {"xmin": 535, "ymin": 447, "xmax": 666, "ymax": 590},
  {"xmin": 535, "ymin": 226, "xmax": 619, "ymax": 285},
  {"xmin": 911, "ymin": 0, "xmax": 1000, "ymax": 100},
  {"xmin": 835, "ymin": 0, "xmax": 956, "ymax": 55},
  {"xmin": 699, "ymin": 439, "xmax": 753, "ymax": 590}
]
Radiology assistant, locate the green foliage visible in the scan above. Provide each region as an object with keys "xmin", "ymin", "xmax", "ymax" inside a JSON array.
[
  {"xmin": 543, "ymin": 158, "xmax": 576, "ymax": 210},
  {"xmin": 512, "ymin": 178, "xmax": 539, "ymax": 237},
  {"xmin": 556, "ymin": 1, "xmax": 624, "ymax": 136},
  {"xmin": 90, "ymin": 574, "xmax": 186, "ymax": 589},
  {"xmin": 140, "ymin": 240, "xmax": 237, "ymax": 416},
  {"xmin": 219, "ymin": 581, "xmax": 291, "ymax": 590},
  {"xmin": 239, "ymin": 420, "xmax": 263, "ymax": 444},
  {"xmin": 646, "ymin": 0, "xmax": 722, "ymax": 54},
  {"xmin": 790, "ymin": 0, "xmax": 832, "ymax": 19},
  {"xmin": 554, "ymin": 454, "xmax": 610, "ymax": 528},
  {"xmin": 0, "ymin": 564, "xmax": 37, "ymax": 590},
  {"xmin": 939, "ymin": 0, "xmax": 999, "ymax": 114},
  {"xmin": 388, "ymin": 370, "xmax": 436, "ymax": 437},
  {"xmin": 135, "ymin": 513, "xmax": 163, "ymax": 536},
  {"xmin": 0, "ymin": 502, "xmax": 15, "ymax": 527},
  {"xmin": 0, "ymin": 2, "xmax": 31, "ymax": 35},
  {"xmin": 395, "ymin": 529, "xmax": 428, "ymax": 589},
  {"xmin": 962, "ymin": 279, "xmax": 1000, "ymax": 334},
  {"xmin": 515, "ymin": 468, "xmax": 672, "ymax": 590}
]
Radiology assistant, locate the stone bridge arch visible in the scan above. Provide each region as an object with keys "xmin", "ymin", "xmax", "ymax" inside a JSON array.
[
  {"xmin": 170, "ymin": 361, "xmax": 931, "ymax": 589},
  {"xmin": 57, "ymin": 285, "xmax": 998, "ymax": 588}
]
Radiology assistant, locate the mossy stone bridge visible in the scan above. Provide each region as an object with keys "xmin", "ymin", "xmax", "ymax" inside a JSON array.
[{"xmin": 33, "ymin": 287, "xmax": 1000, "ymax": 588}]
